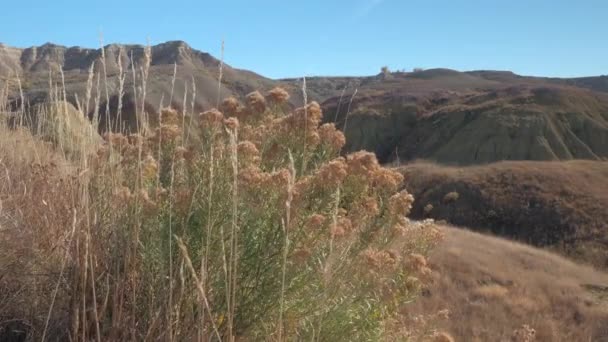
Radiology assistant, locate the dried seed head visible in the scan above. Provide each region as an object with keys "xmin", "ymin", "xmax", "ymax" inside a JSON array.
[
  {"xmin": 246, "ymin": 91, "xmax": 267, "ymax": 114},
  {"xmin": 239, "ymin": 166, "xmax": 270, "ymax": 187},
  {"xmin": 237, "ymin": 141, "xmax": 260, "ymax": 165},
  {"xmin": 329, "ymin": 217, "xmax": 352, "ymax": 238},
  {"xmin": 154, "ymin": 124, "xmax": 181, "ymax": 142},
  {"xmin": 359, "ymin": 196, "xmax": 380, "ymax": 217},
  {"xmin": 160, "ymin": 107, "xmax": 180, "ymax": 125},
  {"xmin": 267, "ymin": 87, "xmax": 290, "ymax": 103},
  {"xmin": 389, "ymin": 191, "xmax": 415, "ymax": 217},
  {"xmin": 220, "ymin": 96, "xmax": 241, "ymax": 116},
  {"xmin": 409, "ymin": 253, "xmax": 428, "ymax": 271},
  {"xmin": 199, "ymin": 108, "xmax": 224, "ymax": 128},
  {"xmin": 314, "ymin": 157, "xmax": 348, "ymax": 187},
  {"xmin": 371, "ymin": 168, "xmax": 404, "ymax": 192},
  {"xmin": 319, "ymin": 123, "xmax": 346, "ymax": 150},
  {"xmin": 347, "ymin": 151, "xmax": 380, "ymax": 177},
  {"xmin": 270, "ymin": 168, "xmax": 291, "ymax": 187},
  {"xmin": 294, "ymin": 101, "xmax": 323, "ymax": 127},
  {"xmin": 362, "ymin": 248, "xmax": 399, "ymax": 270},
  {"xmin": 224, "ymin": 117, "xmax": 239, "ymax": 130}
]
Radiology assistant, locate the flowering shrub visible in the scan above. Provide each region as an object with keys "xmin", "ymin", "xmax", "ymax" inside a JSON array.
[{"xmin": 2, "ymin": 87, "xmax": 442, "ymax": 341}]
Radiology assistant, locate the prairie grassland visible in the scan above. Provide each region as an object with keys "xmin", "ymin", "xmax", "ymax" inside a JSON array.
[
  {"xmin": 410, "ymin": 226, "xmax": 608, "ymax": 341},
  {"xmin": 0, "ymin": 52, "xmax": 442, "ymax": 341}
]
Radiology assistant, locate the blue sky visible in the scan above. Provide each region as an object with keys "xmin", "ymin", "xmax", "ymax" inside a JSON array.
[{"xmin": 1, "ymin": 0, "xmax": 606, "ymax": 79}]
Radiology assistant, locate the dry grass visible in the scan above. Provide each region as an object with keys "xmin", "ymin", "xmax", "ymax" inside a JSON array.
[
  {"xmin": 0, "ymin": 125, "xmax": 75, "ymax": 341},
  {"xmin": 472, "ymin": 284, "xmax": 509, "ymax": 299},
  {"xmin": 1, "ymin": 62, "xmax": 441, "ymax": 341},
  {"xmin": 400, "ymin": 160, "xmax": 608, "ymax": 269},
  {"xmin": 407, "ymin": 226, "xmax": 608, "ymax": 341}
]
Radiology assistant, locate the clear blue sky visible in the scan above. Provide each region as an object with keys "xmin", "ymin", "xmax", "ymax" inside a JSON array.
[{"xmin": 1, "ymin": 0, "xmax": 606, "ymax": 79}]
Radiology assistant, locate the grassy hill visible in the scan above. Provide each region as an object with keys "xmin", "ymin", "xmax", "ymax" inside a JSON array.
[
  {"xmin": 400, "ymin": 160, "xmax": 608, "ymax": 269},
  {"xmin": 408, "ymin": 226, "xmax": 608, "ymax": 341}
]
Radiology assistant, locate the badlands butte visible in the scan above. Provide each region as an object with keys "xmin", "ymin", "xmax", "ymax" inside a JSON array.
[{"xmin": 2, "ymin": 40, "xmax": 608, "ymax": 341}]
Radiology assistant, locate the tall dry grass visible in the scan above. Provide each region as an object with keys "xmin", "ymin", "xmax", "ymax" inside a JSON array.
[{"xmin": 0, "ymin": 50, "xmax": 442, "ymax": 341}]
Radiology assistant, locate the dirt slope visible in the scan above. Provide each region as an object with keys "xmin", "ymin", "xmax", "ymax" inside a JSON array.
[
  {"xmin": 408, "ymin": 226, "xmax": 608, "ymax": 341},
  {"xmin": 3, "ymin": 41, "xmax": 608, "ymax": 163},
  {"xmin": 323, "ymin": 74, "xmax": 608, "ymax": 164}
]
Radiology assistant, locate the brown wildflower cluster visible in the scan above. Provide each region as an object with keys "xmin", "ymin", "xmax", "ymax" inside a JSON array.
[
  {"xmin": 153, "ymin": 123, "xmax": 181, "ymax": 142},
  {"xmin": 239, "ymin": 166, "xmax": 291, "ymax": 190},
  {"xmin": 199, "ymin": 108, "xmax": 224, "ymax": 129},
  {"xmin": 346, "ymin": 151, "xmax": 404, "ymax": 191},
  {"xmin": 362, "ymin": 248, "xmax": 400, "ymax": 271},
  {"xmin": 318, "ymin": 123, "xmax": 346, "ymax": 151},
  {"xmin": 389, "ymin": 191, "xmax": 415, "ymax": 217},
  {"xmin": 237, "ymin": 141, "xmax": 261, "ymax": 166},
  {"xmin": 329, "ymin": 216, "xmax": 353, "ymax": 238},
  {"xmin": 245, "ymin": 91, "xmax": 267, "ymax": 115},
  {"xmin": 313, "ymin": 157, "xmax": 348, "ymax": 187},
  {"xmin": 220, "ymin": 96, "xmax": 242, "ymax": 117},
  {"xmin": 160, "ymin": 107, "xmax": 180, "ymax": 125},
  {"xmin": 272, "ymin": 101, "xmax": 323, "ymax": 135},
  {"xmin": 96, "ymin": 131, "xmax": 156, "ymax": 167},
  {"xmin": 224, "ymin": 117, "xmax": 239, "ymax": 130},
  {"xmin": 78, "ymin": 86, "xmax": 442, "ymax": 340},
  {"xmin": 409, "ymin": 253, "xmax": 433, "ymax": 277},
  {"xmin": 410, "ymin": 219, "xmax": 445, "ymax": 245},
  {"xmin": 355, "ymin": 196, "xmax": 380, "ymax": 218},
  {"xmin": 219, "ymin": 88, "xmax": 288, "ymax": 127},
  {"xmin": 267, "ymin": 86, "xmax": 290, "ymax": 104}
]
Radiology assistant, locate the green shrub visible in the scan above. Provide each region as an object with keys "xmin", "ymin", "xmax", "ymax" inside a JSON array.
[{"xmin": 1, "ymin": 86, "xmax": 441, "ymax": 341}]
